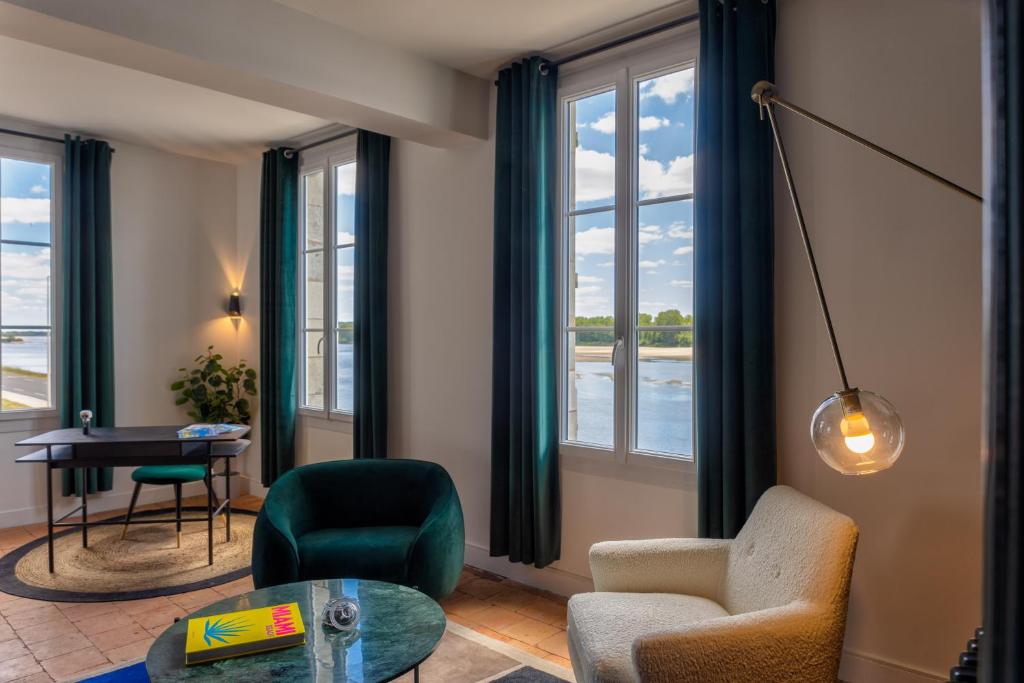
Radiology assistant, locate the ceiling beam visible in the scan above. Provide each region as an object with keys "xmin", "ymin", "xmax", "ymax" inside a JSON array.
[{"xmin": 0, "ymin": 0, "xmax": 491, "ymax": 147}]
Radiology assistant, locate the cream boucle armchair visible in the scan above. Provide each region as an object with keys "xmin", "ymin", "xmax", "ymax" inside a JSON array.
[{"xmin": 567, "ymin": 485, "xmax": 858, "ymax": 683}]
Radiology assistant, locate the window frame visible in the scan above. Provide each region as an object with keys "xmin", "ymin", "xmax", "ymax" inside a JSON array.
[
  {"xmin": 296, "ymin": 136, "xmax": 357, "ymax": 424},
  {"xmin": 0, "ymin": 137, "xmax": 62, "ymax": 422},
  {"xmin": 556, "ymin": 33, "xmax": 698, "ymax": 472}
]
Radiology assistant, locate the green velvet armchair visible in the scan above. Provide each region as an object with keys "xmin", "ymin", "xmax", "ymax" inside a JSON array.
[{"xmin": 251, "ymin": 459, "xmax": 465, "ymax": 600}]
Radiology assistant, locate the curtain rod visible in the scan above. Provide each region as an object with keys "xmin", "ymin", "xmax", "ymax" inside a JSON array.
[
  {"xmin": 496, "ymin": 11, "xmax": 699, "ymax": 83},
  {"xmin": 282, "ymin": 129, "xmax": 357, "ymax": 159},
  {"xmin": 0, "ymin": 127, "xmax": 117, "ymax": 154}
]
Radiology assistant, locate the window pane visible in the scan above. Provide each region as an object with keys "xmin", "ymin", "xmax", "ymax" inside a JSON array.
[
  {"xmin": 336, "ymin": 162, "xmax": 356, "ymax": 246},
  {"xmin": 304, "ymin": 251, "xmax": 324, "ymax": 329},
  {"xmin": 1, "ymin": 329, "xmax": 50, "ymax": 411},
  {"xmin": 304, "ymin": 171, "xmax": 324, "ymax": 249},
  {"xmin": 636, "ymin": 200, "xmax": 692, "ymax": 320},
  {"xmin": 569, "ymin": 210, "xmax": 615, "ymax": 326},
  {"xmin": 303, "ymin": 331, "xmax": 325, "ymax": 409},
  {"xmin": 1, "ymin": 244, "xmax": 52, "ymax": 327},
  {"xmin": 570, "ymin": 89, "xmax": 615, "ymax": 211},
  {"xmin": 1, "ymin": 158, "xmax": 51, "ymax": 243},
  {"xmin": 637, "ymin": 67, "xmax": 695, "ymax": 199},
  {"xmin": 635, "ymin": 336, "xmax": 692, "ymax": 455},
  {"xmin": 566, "ymin": 331, "xmax": 614, "ymax": 447},
  {"xmin": 335, "ymin": 246, "xmax": 354, "ymax": 413}
]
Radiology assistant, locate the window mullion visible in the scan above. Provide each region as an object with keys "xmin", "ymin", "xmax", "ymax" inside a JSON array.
[
  {"xmin": 613, "ymin": 67, "xmax": 631, "ymax": 463},
  {"xmin": 324, "ymin": 161, "xmax": 335, "ymax": 415}
]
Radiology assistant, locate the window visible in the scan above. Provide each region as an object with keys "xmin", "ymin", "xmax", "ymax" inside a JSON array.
[
  {"xmin": 299, "ymin": 139, "xmax": 357, "ymax": 418},
  {"xmin": 559, "ymin": 40, "xmax": 696, "ymax": 464},
  {"xmin": 0, "ymin": 148, "xmax": 58, "ymax": 415}
]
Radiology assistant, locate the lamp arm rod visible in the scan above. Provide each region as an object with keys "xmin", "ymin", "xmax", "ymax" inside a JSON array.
[
  {"xmin": 752, "ymin": 82, "xmax": 982, "ymax": 204},
  {"xmin": 762, "ymin": 100, "xmax": 851, "ymax": 391}
]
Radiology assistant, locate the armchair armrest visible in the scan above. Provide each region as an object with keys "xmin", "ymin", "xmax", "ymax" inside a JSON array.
[
  {"xmin": 631, "ymin": 602, "xmax": 840, "ymax": 683},
  {"xmin": 589, "ymin": 538, "xmax": 731, "ymax": 600},
  {"xmin": 251, "ymin": 474, "xmax": 309, "ymax": 589},
  {"xmin": 408, "ymin": 482, "xmax": 465, "ymax": 600}
]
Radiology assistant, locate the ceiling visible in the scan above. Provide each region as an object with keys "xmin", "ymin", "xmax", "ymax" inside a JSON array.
[
  {"xmin": 0, "ymin": 1, "xmax": 689, "ymax": 163},
  {"xmin": 273, "ymin": 0, "xmax": 687, "ymax": 77},
  {"xmin": 0, "ymin": 36, "xmax": 330, "ymax": 165}
]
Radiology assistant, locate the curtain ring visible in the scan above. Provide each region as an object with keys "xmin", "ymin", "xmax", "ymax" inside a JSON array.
[
  {"xmin": 538, "ymin": 61, "xmax": 550, "ymax": 76},
  {"xmin": 283, "ymin": 149, "xmax": 295, "ymax": 159}
]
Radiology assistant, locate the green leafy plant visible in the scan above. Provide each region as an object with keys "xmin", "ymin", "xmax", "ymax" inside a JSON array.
[{"xmin": 171, "ymin": 346, "xmax": 257, "ymax": 424}]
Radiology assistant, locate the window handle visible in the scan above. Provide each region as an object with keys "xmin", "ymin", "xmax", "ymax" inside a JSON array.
[{"xmin": 611, "ymin": 337, "xmax": 624, "ymax": 365}]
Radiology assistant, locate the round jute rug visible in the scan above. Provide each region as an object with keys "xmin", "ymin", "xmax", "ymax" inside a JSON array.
[{"xmin": 0, "ymin": 507, "xmax": 255, "ymax": 602}]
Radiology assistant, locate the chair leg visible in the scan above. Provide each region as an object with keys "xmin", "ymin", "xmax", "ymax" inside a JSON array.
[
  {"xmin": 175, "ymin": 483, "xmax": 183, "ymax": 548},
  {"xmin": 121, "ymin": 482, "xmax": 142, "ymax": 540}
]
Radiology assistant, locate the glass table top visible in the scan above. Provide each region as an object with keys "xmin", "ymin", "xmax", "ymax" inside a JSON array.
[{"xmin": 146, "ymin": 579, "xmax": 446, "ymax": 682}]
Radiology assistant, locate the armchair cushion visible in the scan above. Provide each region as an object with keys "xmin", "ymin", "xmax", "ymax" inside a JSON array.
[
  {"xmin": 568, "ymin": 592, "xmax": 729, "ymax": 683},
  {"xmin": 297, "ymin": 526, "xmax": 419, "ymax": 585}
]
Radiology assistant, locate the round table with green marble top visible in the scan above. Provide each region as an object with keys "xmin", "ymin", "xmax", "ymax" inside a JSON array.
[{"xmin": 145, "ymin": 579, "xmax": 446, "ymax": 682}]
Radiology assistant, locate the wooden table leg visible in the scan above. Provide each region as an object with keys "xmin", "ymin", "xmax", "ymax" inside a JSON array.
[
  {"xmin": 207, "ymin": 457, "xmax": 213, "ymax": 565},
  {"xmin": 81, "ymin": 469, "xmax": 88, "ymax": 548},
  {"xmin": 224, "ymin": 457, "xmax": 231, "ymax": 542},
  {"xmin": 46, "ymin": 461, "xmax": 54, "ymax": 573}
]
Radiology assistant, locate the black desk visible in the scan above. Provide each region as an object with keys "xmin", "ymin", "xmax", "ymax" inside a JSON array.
[{"xmin": 15, "ymin": 425, "xmax": 251, "ymax": 573}]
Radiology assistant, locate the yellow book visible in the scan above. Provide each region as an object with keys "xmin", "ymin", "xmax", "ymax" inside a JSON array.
[{"xmin": 185, "ymin": 602, "xmax": 305, "ymax": 665}]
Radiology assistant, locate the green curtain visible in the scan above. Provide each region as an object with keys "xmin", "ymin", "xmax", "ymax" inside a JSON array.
[
  {"xmin": 490, "ymin": 56, "xmax": 560, "ymax": 568},
  {"xmin": 695, "ymin": 0, "xmax": 777, "ymax": 538},
  {"xmin": 259, "ymin": 149, "xmax": 298, "ymax": 486},
  {"xmin": 353, "ymin": 130, "xmax": 391, "ymax": 460},
  {"xmin": 61, "ymin": 137, "xmax": 115, "ymax": 497}
]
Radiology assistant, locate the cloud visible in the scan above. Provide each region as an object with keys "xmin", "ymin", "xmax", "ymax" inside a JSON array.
[
  {"xmin": 588, "ymin": 112, "xmax": 615, "ymax": 135},
  {"xmin": 638, "ymin": 143, "xmax": 650, "ymax": 156},
  {"xmin": 574, "ymin": 148, "xmax": 615, "ymax": 203},
  {"xmin": 640, "ymin": 70, "xmax": 695, "ymax": 104},
  {"xmin": 338, "ymin": 231, "xmax": 355, "ymax": 246},
  {"xmin": 336, "ymin": 163, "xmax": 356, "ymax": 196},
  {"xmin": 577, "ymin": 274, "xmax": 602, "ymax": 284},
  {"xmin": 575, "ymin": 226, "xmax": 615, "ymax": 255},
  {"xmin": 670, "ymin": 279, "xmax": 693, "ymax": 287},
  {"xmin": 639, "ymin": 116, "xmax": 671, "ymax": 131},
  {"xmin": 639, "ymin": 259, "xmax": 666, "ymax": 269},
  {"xmin": 668, "ymin": 223, "xmax": 693, "ymax": 240},
  {"xmin": 639, "ymin": 154, "xmax": 693, "ymax": 198},
  {"xmin": 673, "ymin": 246, "xmax": 694, "ymax": 256},
  {"xmin": 1, "ymin": 197, "xmax": 50, "ymax": 224},
  {"xmin": 30, "ymin": 185, "xmax": 46, "ymax": 195},
  {"xmin": 639, "ymin": 225, "xmax": 663, "ymax": 245},
  {"xmin": 599, "ymin": 261, "xmax": 614, "ymax": 268},
  {"xmin": 1, "ymin": 249, "xmax": 50, "ymax": 280}
]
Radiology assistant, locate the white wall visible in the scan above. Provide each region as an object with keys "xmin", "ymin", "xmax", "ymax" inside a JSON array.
[
  {"xmin": 230, "ymin": 2, "xmax": 983, "ymax": 679},
  {"xmin": 0, "ymin": 132, "xmax": 242, "ymax": 526},
  {"xmin": 774, "ymin": 1, "xmax": 983, "ymax": 680}
]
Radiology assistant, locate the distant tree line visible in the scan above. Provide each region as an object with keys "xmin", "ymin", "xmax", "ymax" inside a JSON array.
[{"xmin": 574, "ymin": 310, "xmax": 693, "ymax": 347}]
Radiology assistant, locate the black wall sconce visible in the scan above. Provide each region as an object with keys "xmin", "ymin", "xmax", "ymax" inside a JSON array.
[{"xmin": 227, "ymin": 291, "xmax": 242, "ymax": 318}]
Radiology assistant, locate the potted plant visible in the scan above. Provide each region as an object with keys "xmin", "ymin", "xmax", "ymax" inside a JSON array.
[{"xmin": 171, "ymin": 346, "xmax": 257, "ymax": 424}]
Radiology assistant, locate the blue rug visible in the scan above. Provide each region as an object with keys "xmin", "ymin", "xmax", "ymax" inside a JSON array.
[{"xmin": 79, "ymin": 662, "xmax": 149, "ymax": 682}]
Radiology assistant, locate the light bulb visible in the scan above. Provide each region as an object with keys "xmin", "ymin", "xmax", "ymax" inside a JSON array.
[
  {"xmin": 810, "ymin": 388, "xmax": 904, "ymax": 475},
  {"xmin": 840, "ymin": 411, "xmax": 875, "ymax": 453}
]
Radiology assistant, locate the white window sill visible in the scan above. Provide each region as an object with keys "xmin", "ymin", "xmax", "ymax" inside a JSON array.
[
  {"xmin": 559, "ymin": 442, "xmax": 696, "ymax": 488},
  {"xmin": 0, "ymin": 409, "xmax": 59, "ymax": 434},
  {"xmin": 298, "ymin": 409, "xmax": 353, "ymax": 434}
]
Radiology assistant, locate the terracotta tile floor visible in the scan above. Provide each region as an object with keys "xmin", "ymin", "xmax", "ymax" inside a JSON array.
[{"xmin": 0, "ymin": 494, "xmax": 572, "ymax": 682}]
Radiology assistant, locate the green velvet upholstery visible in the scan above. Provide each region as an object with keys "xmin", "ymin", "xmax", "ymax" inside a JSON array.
[
  {"xmin": 252, "ymin": 460, "xmax": 465, "ymax": 600},
  {"xmin": 131, "ymin": 465, "xmax": 208, "ymax": 485}
]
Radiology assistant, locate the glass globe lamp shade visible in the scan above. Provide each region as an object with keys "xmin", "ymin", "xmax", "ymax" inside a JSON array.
[{"xmin": 810, "ymin": 388, "xmax": 904, "ymax": 475}]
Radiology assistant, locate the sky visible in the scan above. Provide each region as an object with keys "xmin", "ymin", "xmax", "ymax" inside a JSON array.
[
  {"xmin": 570, "ymin": 67, "xmax": 694, "ymax": 323},
  {"xmin": 0, "ymin": 157, "xmax": 53, "ymax": 329}
]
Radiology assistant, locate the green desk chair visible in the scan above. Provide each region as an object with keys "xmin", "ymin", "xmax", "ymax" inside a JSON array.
[
  {"xmin": 120, "ymin": 465, "xmax": 218, "ymax": 547},
  {"xmin": 252, "ymin": 459, "xmax": 465, "ymax": 600},
  {"xmin": 120, "ymin": 439, "xmax": 250, "ymax": 547}
]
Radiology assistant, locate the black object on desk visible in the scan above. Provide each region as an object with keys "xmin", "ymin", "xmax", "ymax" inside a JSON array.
[{"xmin": 15, "ymin": 425, "xmax": 251, "ymax": 573}]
